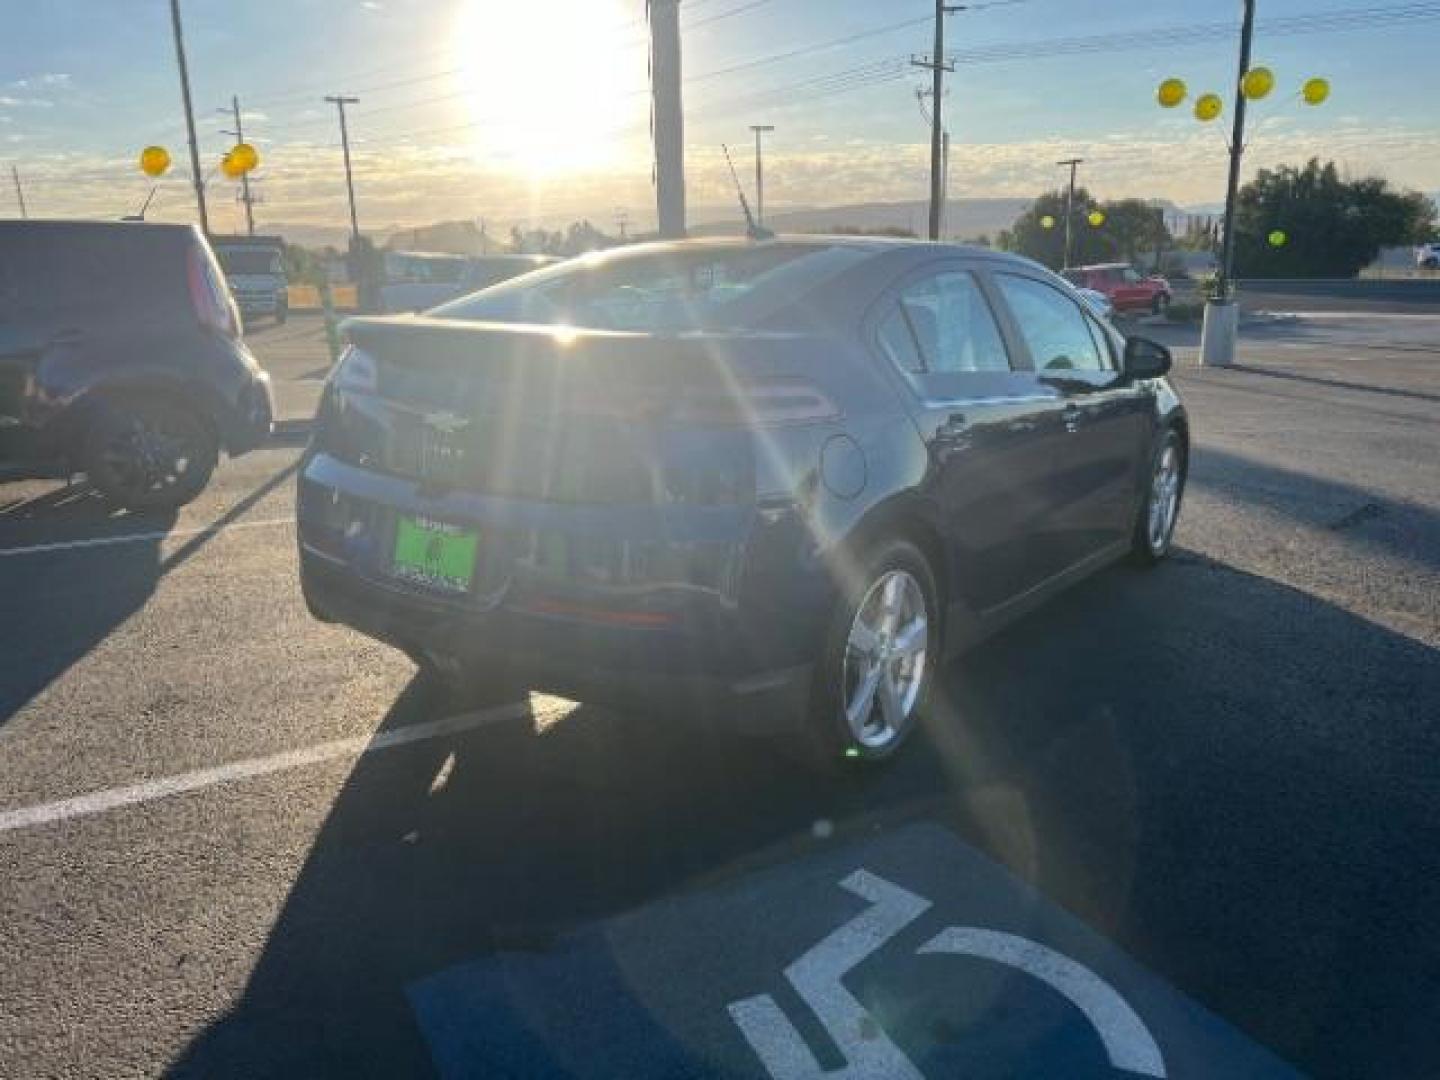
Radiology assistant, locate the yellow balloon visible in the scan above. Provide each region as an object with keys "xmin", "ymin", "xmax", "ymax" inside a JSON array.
[
  {"xmin": 1156, "ymin": 77, "xmax": 1187, "ymax": 108},
  {"xmin": 1194, "ymin": 93, "xmax": 1223, "ymax": 122},
  {"xmin": 1241, "ymin": 66, "xmax": 1275, "ymax": 100},
  {"xmin": 229, "ymin": 142, "xmax": 259, "ymax": 173},
  {"xmin": 1087, "ymin": 210, "xmax": 1106, "ymax": 228},
  {"xmin": 1040, "ymin": 215, "xmax": 1056, "ymax": 229},
  {"xmin": 221, "ymin": 154, "xmax": 247, "ymax": 180},
  {"xmin": 1302, "ymin": 77, "xmax": 1330, "ymax": 105},
  {"xmin": 139, "ymin": 145, "xmax": 171, "ymax": 178}
]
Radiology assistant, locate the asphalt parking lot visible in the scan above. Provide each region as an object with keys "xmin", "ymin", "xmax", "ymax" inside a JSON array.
[{"xmin": 1, "ymin": 306, "xmax": 1437, "ymax": 1078}]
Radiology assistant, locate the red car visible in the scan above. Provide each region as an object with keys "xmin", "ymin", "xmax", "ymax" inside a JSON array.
[{"xmin": 1063, "ymin": 263, "xmax": 1171, "ymax": 315}]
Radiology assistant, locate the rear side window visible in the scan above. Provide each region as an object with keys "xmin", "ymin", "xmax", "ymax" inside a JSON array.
[
  {"xmin": 0, "ymin": 225, "xmax": 187, "ymax": 324},
  {"xmin": 996, "ymin": 273, "xmax": 1109, "ymax": 372},
  {"xmin": 877, "ymin": 270, "xmax": 1011, "ymax": 375}
]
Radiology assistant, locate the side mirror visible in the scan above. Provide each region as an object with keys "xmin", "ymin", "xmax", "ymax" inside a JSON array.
[{"xmin": 1123, "ymin": 336, "xmax": 1172, "ymax": 379}]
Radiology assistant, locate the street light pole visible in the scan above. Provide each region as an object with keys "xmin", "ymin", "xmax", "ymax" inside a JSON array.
[
  {"xmin": 1200, "ymin": 0, "xmax": 1257, "ymax": 368},
  {"xmin": 1218, "ymin": 0, "xmax": 1257, "ymax": 300},
  {"xmin": 649, "ymin": 0, "xmax": 686, "ymax": 239},
  {"xmin": 1057, "ymin": 157, "xmax": 1083, "ymax": 269},
  {"xmin": 750, "ymin": 124, "xmax": 774, "ymax": 226}
]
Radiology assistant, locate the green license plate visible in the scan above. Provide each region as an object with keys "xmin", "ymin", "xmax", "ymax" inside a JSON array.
[{"xmin": 392, "ymin": 515, "xmax": 479, "ymax": 593}]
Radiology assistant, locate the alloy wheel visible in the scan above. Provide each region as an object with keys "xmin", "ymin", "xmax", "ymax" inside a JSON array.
[
  {"xmin": 1148, "ymin": 443, "xmax": 1181, "ymax": 553},
  {"xmin": 842, "ymin": 569, "xmax": 929, "ymax": 750}
]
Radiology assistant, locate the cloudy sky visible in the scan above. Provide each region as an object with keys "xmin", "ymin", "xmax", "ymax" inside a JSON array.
[{"xmin": 1, "ymin": 0, "xmax": 1437, "ymax": 238}]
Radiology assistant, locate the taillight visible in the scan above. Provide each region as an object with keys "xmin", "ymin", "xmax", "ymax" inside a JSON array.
[
  {"xmin": 187, "ymin": 243, "xmax": 240, "ymax": 339},
  {"xmin": 671, "ymin": 376, "xmax": 840, "ymax": 426}
]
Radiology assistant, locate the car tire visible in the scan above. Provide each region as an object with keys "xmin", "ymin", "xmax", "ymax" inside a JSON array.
[
  {"xmin": 81, "ymin": 395, "xmax": 218, "ymax": 512},
  {"xmin": 797, "ymin": 537, "xmax": 941, "ymax": 772},
  {"xmin": 1131, "ymin": 427, "xmax": 1186, "ymax": 566},
  {"xmin": 1152, "ymin": 292, "xmax": 1171, "ymax": 316}
]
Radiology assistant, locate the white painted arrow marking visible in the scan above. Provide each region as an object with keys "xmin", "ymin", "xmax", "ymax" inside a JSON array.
[
  {"xmin": 727, "ymin": 869, "xmax": 928, "ymax": 1079},
  {"xmin": 919, "ymin": 927, "xmax": 1167, "ymax": 1078}
]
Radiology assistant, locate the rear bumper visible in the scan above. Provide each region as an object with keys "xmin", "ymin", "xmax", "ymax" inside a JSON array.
[
  {"xmin": 296, "ymin": 451, "xmax": 832, "ymax": 732},
  {"xmin": 221, "ymin": 368, "xmax": 273, "ymax": 454},
  {"xmin": 301, "ymin": 550, "xmax": 811, "ymax": 731}
]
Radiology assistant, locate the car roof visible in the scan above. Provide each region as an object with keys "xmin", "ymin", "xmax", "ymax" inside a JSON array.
[
  {"xmin": 0, "ymin": 218, "xmax": 197, "ymax": 237},
  {"xmin": 570, "ymin": 234, "xmax": 1038, "ymax": 268},
  {"xmin": 1073, "ymin": 262, "xmax": 1131, "ymax": 271}
]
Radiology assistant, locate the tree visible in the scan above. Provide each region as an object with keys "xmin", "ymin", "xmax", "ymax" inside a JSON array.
[
  {"xmin": 1233, "ymin": 158, "xmax": 1438, "ymax": 278},
  {"xmin": 999, "ymin": 187, "xmax": 1115, "ymax": 270},
  {"xmin": 1102, "ymin": 199, "xmax": 1169, "ymax": 267}
]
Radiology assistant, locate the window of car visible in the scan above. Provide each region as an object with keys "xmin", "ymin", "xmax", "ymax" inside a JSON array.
[
  {"xmin": 432, "ymin": 244, "xmax": 869, "ymax": 330},
  {"xmin": 876, "ymin": 270, "xmax": 1011, "ymax": 375},
  {"xmin": 1120, "ymin": 266, "xmax": 1143, "ymax": 284},
  {"xmin": 1082, "ymin": 310, "xmax": 1117, "ymax": 368},
  {"xmin": 995, "ymin": 273, "xmax": 1108, "ymax": 372}
]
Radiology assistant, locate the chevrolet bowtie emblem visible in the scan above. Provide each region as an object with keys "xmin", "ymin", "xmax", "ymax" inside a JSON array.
[{"xmin": 422, "ymin": 411, "xmax": 470, "ymax": 435}]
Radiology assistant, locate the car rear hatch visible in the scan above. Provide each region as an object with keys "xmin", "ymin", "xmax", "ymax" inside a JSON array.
[
  {"xmin": 303, "ymin": 317, "xmax": 842, "ymax": 660},
  {"xmin": 317, "ymin": 317, "xmax": 837, "ymax": 506}
]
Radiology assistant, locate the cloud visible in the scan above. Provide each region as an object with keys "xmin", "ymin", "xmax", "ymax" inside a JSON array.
[
  {"xmin": 0, "ymin": 96, "xmax": 54, "ymax": 108},
  {"xmin": 17, "ymin": 123, "xmax": 1440, "ymax": 236},
  {"xmin": 361, "ymin": 0, "xmax": 383, "ymax": 9}
]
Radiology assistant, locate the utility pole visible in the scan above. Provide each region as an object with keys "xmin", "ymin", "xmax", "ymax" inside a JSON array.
[
  {"xmin": 10, "ymin": 165, "xmax": 26, "ymax": 218},
  {"xmin": 168, "ymin": 0, "xmax": 209, "ymax": 234},
  {"xmin": 221, "ymin": 95, "xmax": 256, "ymax": 235},
  {"xmin": 648, "ymin": 0, "xmax": 686, "ymax": 238},
  {"xmin": 749, "ymin": 124, "xmax": 774, "ymax": 226},
  {"xmin": 614, "ymin": 207, "xmax": 629, "ymax": 242},
  {"xmin": 1056, "ymin": 157, "xmax": 1083, "ymax": 269},
  {"xmin": 917, "ymin": 89, "xmax": 952, "ymax": 237},
  {"xmin": 911, "ymin": 1, "xmax": 961, "ymax": 241},
  {"xmin": 324, "ymin": 95, "xmax": 362, "ymax": 240}
]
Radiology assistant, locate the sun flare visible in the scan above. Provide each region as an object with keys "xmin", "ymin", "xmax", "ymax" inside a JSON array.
[{"xmin": 453, "ymin": 0, "xmax": 643, "ymax": 175}]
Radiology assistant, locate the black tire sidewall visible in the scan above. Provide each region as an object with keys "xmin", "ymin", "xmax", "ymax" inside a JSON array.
[
  {"xmin": 82, "ymin": 397, "xmax": 218, "ymax": 511},
  {"xmin": 807, "ymin": 537, "xmax": 941, "ymax": 767},
  {"xmin": 1132, "ymin": 428, "xmax": 1185, "ymax": 564}
]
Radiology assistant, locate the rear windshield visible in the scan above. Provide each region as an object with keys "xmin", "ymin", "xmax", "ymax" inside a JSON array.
[
  {"xmin": 216, "ymin": 249, "xmax": 282, "ymax": 276},
  {"xmin": 430, "ymin": 244, "xmax": 869, "ymax": 331}
]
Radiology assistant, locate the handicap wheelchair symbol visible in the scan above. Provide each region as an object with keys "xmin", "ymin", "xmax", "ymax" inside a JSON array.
[{"xmin": 727, "ymin": 870, "xmax": 1166, "ymax": 1079}]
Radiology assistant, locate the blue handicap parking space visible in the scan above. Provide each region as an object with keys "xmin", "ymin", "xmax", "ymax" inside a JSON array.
[{"xmin": 407, "ymin": 823, "xmax": 1302, "ymax": 1078}]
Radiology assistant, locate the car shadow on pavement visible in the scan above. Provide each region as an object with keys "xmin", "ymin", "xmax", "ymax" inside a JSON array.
[
  {"xmin": 0, "ymin": 461, "xmax": 299, "ymax": 730},
  {"xmin": 170, "ymin": 551, "xmax": 1439, "ymax": 1080},
  {"xmin": 1188, "ymin": 444, "xmax": 1440, "ymax": 573}
]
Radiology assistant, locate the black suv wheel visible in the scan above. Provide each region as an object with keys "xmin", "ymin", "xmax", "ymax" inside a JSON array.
[{"xmin": 81, "ymin": 396, "xmax": 218, "ymax": 511}]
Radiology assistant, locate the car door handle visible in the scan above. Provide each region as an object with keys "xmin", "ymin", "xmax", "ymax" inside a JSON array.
[{"xmin": 1062, "ymin": 402, "xmax": 1082, "ymax": 433}]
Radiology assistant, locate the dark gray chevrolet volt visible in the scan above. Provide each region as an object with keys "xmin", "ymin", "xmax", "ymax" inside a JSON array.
[{"xmin": 299, "ymin": 238, "xmax": 1187, "ymax": 765}]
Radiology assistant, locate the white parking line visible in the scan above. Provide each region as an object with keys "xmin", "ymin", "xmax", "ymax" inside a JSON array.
[
  {"xmin": 0, "ymin": 698, "xmax": 557, "ymax": 834},
  {"xmin": 0, "ymin": 516, "xmax": 295, "ymax": 558}
]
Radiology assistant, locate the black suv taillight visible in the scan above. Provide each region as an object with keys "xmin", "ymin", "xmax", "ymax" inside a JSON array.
[{"xmin": 187, "ymin": 243, "xmax": 240, "ymax": 339}]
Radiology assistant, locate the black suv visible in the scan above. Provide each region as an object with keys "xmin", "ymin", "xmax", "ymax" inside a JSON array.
[{"xmin": 0, "ymin": 220, "xmax": 273, "ymax": 509}]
